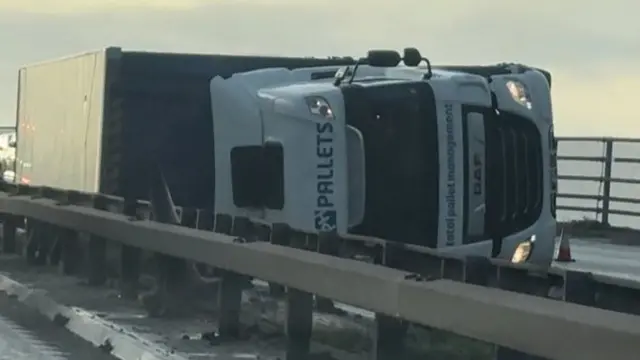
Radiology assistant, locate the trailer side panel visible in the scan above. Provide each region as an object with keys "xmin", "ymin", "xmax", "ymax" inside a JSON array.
[{"xmin": 15, "ymin": 50, "xmax": 108, "ymax": 193}]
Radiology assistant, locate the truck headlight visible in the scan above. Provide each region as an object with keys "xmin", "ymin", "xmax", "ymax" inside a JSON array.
[
  {"xmin": 506, "ymin": 80, "xmax": 532, "ymax": 109},
  {"xmin": 305, "ymin": 96, "xmax": 335, "ymax": 120},
  {"xmin": 511, "ymin": 235, "xmax": 535, "ymax": 263}
]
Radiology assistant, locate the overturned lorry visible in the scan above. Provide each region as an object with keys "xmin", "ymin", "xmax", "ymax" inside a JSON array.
[{"xmin": 13, "ymin": 47, "xmax": 557, "ymax": 266}]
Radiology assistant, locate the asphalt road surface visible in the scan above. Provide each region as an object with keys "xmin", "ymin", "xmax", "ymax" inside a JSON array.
[
  {"xmin": 554, "ymin": 237, "xmax": 640, "ymax": 282},
  {"xmin": 0, "ymin": 293, "xmax": 116, "ymax": 360}
]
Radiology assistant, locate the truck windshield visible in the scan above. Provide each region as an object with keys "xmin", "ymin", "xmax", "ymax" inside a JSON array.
[{"xmin": 341, "ymin": 81, "xmax": 440, "ymax": 247}]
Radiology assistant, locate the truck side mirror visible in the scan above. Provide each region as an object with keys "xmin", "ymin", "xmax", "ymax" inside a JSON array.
[{"xmin": 8, "ymin": 141, "xmax": 16, "ymax": 148}]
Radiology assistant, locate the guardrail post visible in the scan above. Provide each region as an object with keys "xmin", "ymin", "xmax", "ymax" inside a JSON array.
[
  {"xmin": 372, "ymin": 315, "xmax": 408, "ymax": 360},
  {"xmin": 286, "ymin": 288, "xmax": 313, "ymax": 360},
  {"xmin": 600, "ymin": 139, "xmax": 614, "ymax": 225},
  {"xmin": 284, "ymin": 226, "xmax": 313, "ymax": 360},
  {"xmin": 120, "ymin": 244, "xmax": 141, "ymax": 299},
  {"xmin": 144, "ymin": 253, "xmax": 188, "ymax": 317},
  {"xmin": 495, "ymin": 266, "xmax": 549, "ymax": 360},
  {"xmin": 216, "ymin": 214, "xmax": 244, "ymax": 339},
  {"xmin": 48, "ymin": 226, "xmax": 63, "ymax": 266},
  {"xmin": 192, "ymin": 209, "xmax": 219, "ymax": 282},
  {"xmin": 25, "ymin": 219, "xmax": 50, "ymax": 266},
  {"xmin": 144, "ymin": 207, "xmax": 195, "ymax": 317},
  {"xmin": 1, "ymin": 214, "xmax": 18, "ymax": 253},
  {"xmin": 55, "ymin": 191, "xmax": 83, "ymax": 275},
  {"xmin": 24, "ymin": 219, "xmax": 35, "ymax": 264},
  {"xmin": 87, "ymin": 196, "xmax": 108, "ymax": 286},
  {"xmin": 241, "ymin": 222, "xmax": 279, "ymax": 297},
  {"xmin": 373, "ymin": 242, "xmax": 409, "ymax": 360},
  {"xmin": 26, "ymin": 188, "xmax": 57, "ymax": 266},
  {"xmin": 178, "ymin": 209, "xmax": 199, "ymax": 291},
  {"xmin": 464, "ymin": 257, "xmax": 515, "ymax": 360},
  {"xmin": 463, "ymin": 257, "xmax": 533, "ymax": 360},
  {"xmin": 267, "ymin": 224, "xmax": 289, "ymax": 297},
  {"xmin": 120, "ymin": 199, "xmax": 142, "ymax": 300},
  {"xmin": 315, "ymin": 231, "xmax": 339, "ymax": 313},
  {"xmin": 58, "ymin": 227, "xmax": 81, "ymax": 275}
]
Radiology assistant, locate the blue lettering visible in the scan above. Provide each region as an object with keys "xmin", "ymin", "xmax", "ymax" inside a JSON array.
[
  {"xmin": 315, "ymin": 121, "xmax": 336, "ymax": 231},
  {"xmin": 444, "ymin": 103, "xmax": 457, "ymax": 246}
]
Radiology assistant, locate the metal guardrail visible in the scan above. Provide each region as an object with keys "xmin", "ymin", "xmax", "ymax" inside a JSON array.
[
  {"xmin": 557, "ymin": 136, "xmax": 640, "ymax": 225},
  {"xmin": 0, "ymin": 184, "xmax": 639, "ymax": 360}
]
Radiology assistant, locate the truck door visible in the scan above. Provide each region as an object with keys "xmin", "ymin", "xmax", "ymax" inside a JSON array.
[
  {"xmin": 260, "ymin": 88, "xmax": 349, "ymax": 234},
  {"xmin": 211, "ymin": 72, "xmax": 351, "ymax": 234}
]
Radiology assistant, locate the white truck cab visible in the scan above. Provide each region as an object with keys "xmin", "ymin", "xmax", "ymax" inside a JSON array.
[{"xmin": 210, "ymin": 49, "xmax": 557, "ymax": 267}]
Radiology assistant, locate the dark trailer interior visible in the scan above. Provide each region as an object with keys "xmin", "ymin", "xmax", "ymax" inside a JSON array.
[{"xmin": 100, "ymin": 48, "xmax": 356, "ymax": 209}]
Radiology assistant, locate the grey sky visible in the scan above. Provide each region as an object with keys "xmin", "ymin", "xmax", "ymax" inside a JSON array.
[{"xmin": 0, "ymin": 0, "xmax": 638, "ymax": 135}]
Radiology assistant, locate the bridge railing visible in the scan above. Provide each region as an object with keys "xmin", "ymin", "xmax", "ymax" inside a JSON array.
[
  {"xmin": 557, "ymin": 136, "xmax": 640, "ymax": 226},
  {"xmin": 0, "ymin": 126, "xmax": 15, "ymax": 135}
]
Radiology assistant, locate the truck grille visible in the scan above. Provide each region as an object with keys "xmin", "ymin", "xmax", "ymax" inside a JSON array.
[{"xmin": 485, "ymin": 111, "xmax": 543, "ymax": 237}]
